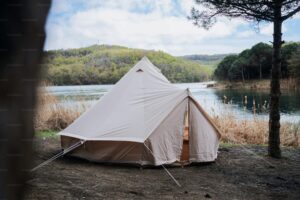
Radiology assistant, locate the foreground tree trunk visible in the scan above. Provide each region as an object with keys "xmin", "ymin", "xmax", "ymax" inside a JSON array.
[
  {"xmin": 0, "ymin": 1, "xmax": 50, "ymax": 199},
  {"xmin": 268, "ymin": 1, "xmax": 282, "ymax": 158}
]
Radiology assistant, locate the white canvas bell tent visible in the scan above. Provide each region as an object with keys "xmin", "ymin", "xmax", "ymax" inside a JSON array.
[{"xmin": 59, "ymin": 57, "xmax": 221, "ymax": 166}]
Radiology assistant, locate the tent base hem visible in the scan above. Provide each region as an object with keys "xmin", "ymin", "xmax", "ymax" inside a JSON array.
[{"xmin": 61, "ymin": 136, "xmax": 217, "ymax": 166}]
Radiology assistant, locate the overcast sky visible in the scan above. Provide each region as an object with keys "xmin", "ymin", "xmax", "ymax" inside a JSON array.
[{"xmin": 45, "ymin": 0, "xmax": 300, "ymax": 56}]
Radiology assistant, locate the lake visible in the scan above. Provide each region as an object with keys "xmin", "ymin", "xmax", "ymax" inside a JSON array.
[{"xmin": 45, "ymin": 82, "xmax": 300, "ymax": 123}]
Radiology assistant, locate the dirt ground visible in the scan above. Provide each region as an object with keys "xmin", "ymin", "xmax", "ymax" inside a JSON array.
[{"xmin": 25, "ymin": 137, "xmax": 300, "ymax": 200}]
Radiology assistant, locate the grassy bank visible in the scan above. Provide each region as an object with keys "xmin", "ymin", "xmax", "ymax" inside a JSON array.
[
  {"xmin": 34, "ymin": 91, "xmax": 300, "ymax": 147},
  {"xmin": 211, "ymin": 78, "xmax": 299, "ymax": 90}
]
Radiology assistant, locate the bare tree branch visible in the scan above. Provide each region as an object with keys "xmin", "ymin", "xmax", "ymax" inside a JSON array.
[{"xmin": 282, "ymin": 6, "xmax": 300, "ymax": 20}]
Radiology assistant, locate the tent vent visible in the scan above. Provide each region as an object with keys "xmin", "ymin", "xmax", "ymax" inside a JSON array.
[{"xmin": 136, "ymin": 69, "xmax": 143, "ymax": 72}]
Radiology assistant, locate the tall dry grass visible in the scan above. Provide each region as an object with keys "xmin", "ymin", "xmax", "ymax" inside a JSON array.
[
  {"xmin": 213, "ymin": 113, "xmax": 299, "ymax": 147},
  {"xmin": 34, "ymin": 89, "xmax": 300, "ymax": 147},
  {"xmin": 34, "ymin": 87, "xmax": 87, "ymax": 131},
  {"xmin": 214, "ymin": 95, "xmax": 300, "ymax": 147}
]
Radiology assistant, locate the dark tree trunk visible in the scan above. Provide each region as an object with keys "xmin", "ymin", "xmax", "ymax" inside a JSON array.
[
  {"xmin": 268, "ymin": 1, "xmax": 282, "ymax": 158},
  {"xmin": 259, "ymin": 62, "xmax": 262, "ymax": 80},
  {"xmin": 0, "ymin": 1, "xmax": 50, "ymax": 199},
  {"xmin": 241, "ymin": 66, "xmax": 245, "ymax": 83}
]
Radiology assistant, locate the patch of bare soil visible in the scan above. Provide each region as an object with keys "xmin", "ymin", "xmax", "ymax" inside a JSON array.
[{"xmin": 25, "ymin": 138, "xmax": 300, "ymax": 200}]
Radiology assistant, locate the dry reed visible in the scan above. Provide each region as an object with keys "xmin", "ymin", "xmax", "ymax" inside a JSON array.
[
  {"xmin": 213, "ymin": 112, "xmax": 300, "ymax": 147},
  {"xmin": 34, "ymin": 87, "xmax": 87, "ymax": 131},
  {"xmin": 215, "ymin": 94, "xmax": 300, "ymax": 147}
]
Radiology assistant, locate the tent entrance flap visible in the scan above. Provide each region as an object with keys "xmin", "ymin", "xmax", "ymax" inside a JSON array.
[
  {"xmin": 180, "ymin": 127, "xmax": 189, "ymax": 162},
  {"xmin": 180, "ymin": 108, "xmax": 189, "ymax": 162},
  {"xmin": 188, "ymin": 99, "xmax": 219, "ymax": 162}
]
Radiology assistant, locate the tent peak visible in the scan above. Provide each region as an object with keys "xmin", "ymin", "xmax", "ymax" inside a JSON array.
[
  {"xmin": 133, "ymin": 56, "xmax": 162, "ymax": 74},
  {"xmin": 141, "ymin": 56, "xmax": 155, "ymax": 64},
  {"xmin": 141, "ymin": 56, "xmax": 150, "ymax": 60},
  {"xmin": 140, "ymin": 56, "xmax": 152, "ymax": 65}
]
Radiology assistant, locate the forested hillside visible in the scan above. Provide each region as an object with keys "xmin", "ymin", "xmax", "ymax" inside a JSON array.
[
  {"xmin": 214, "ymin": 42, "xmax": 300, "ymax": 81},
  {"xmin": 181, "ymin": 54, "xmax": 231, "ymax": 63},
  {"xmin": 180, "ymin": 54, "xmax": 232, "ymax": 67},
  {"xmin": 43, "ymin": 45, "xmax": 212, "ymax": 85}
]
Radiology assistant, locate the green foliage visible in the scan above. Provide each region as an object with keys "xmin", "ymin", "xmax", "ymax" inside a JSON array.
[
  {"xmin": 43, "ymin": 45, "xmax": 212, "ymax": 85},
  {"xmin": 228, "ymin": 57, "xmax": 246, "ymax": 80},
  {"xmin": 214, "ymin": 42, "xmax": 300, "ymax": 81},
  {"xmin": 248, "ymin": 43, "xmax": 272, "ymax": 79},
  {"xmin": 214, "ymin": 55, "xmax": 238, "ymax": 80},
  {"xmin": 35, "ymin": 130, "xmax": 58, "ymax": 138},
  {"xmin": 282, "ymin": 42, "xmax": 300, "ymax": 77},
  {"xmin": 180, "ymin": 54, "xmax": 230, "ymax": 65},
  {"xmin": 180, "ymin": 54, "xmax": 232, "ymax": 70},
  {"xmin": 288, "ymin": 49, "xmax": 300, "ymax": 77}
]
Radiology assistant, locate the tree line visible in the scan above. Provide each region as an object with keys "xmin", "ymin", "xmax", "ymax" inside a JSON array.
[
  {"xmin": 214, "ymin": 42, "xmax": 300, "ymax": 81},
  {"xmin": 43, "ymin": 45, "xmax": 213, "ymax": 85}
]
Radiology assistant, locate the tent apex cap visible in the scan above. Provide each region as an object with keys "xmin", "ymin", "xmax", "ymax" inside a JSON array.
[{"xmin": 141, "ymin": 56, "xmax": 150, "ymax": 61}]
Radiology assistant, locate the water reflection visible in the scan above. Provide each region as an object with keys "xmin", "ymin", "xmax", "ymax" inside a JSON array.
[{"xmin": 213, "ymin": 89, "xmax": 300, "ymax": 115}]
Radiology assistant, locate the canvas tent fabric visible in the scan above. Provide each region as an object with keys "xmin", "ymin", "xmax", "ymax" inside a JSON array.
[{"xmin": 59, "ymin": 57, "xmax": 220, "ymax": 166}]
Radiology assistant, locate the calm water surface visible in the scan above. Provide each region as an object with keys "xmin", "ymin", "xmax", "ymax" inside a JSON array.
[{"xmin": 45, "ymin": 82, "xmax": 300, "ymax": 123}]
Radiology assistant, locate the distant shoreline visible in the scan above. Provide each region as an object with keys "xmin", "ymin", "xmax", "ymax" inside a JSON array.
[{"xmin": 208, "ymin": 78, "xmax": 299, "ymax": 91}]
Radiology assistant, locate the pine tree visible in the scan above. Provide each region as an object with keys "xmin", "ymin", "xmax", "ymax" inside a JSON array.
[{"xmin": 189, "ymin": 0, "xmax": 300, "ymax": 158}]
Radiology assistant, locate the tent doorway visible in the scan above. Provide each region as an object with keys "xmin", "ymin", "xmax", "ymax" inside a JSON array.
[{"xmin": 180, "ymin": 111, "xmax": 189, "ymax": 162}]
